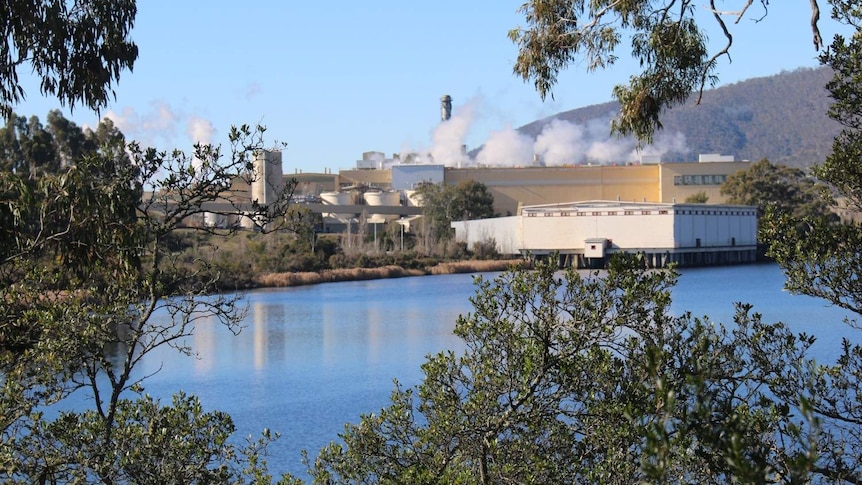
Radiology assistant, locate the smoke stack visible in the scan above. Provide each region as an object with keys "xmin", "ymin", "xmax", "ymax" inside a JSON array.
[{"xmin": 441, "ymin": 95, "xmax": 452, "ymax": 122}]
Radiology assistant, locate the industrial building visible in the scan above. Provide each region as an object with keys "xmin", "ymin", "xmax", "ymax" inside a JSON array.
[
  {"xmin": 184, "ymin": 94, "xmax": 762, "ymax": 268},
  {"xmin": 451, "ymin": 200, "xmax": 758, "ymax": 268},
  {"xmin": 296, "ymin": 155, "xmax": 750, "ymax": 218},
  {"xmin": 278, "ymin": 95, "xmax": 753, "ymax": 236}
]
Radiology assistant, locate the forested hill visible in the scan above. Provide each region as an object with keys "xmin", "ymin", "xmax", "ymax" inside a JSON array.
[{"xmin": 517, "ymin": 67, "xmax": 841, "ymax": 168}]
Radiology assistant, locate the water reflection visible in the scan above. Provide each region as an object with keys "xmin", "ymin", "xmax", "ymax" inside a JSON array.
[{"xmin": 110, "ymin": 266, "xmax": 862, "ymax": 479}]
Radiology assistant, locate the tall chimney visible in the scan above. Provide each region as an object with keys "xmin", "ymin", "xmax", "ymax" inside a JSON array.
[{"xmin": 441, "ymin": 95, "xmax": 452, "ymax": 122}]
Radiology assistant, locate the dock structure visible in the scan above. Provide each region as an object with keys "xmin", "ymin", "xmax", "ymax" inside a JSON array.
[{"xmin": 451, "ymin": 200, "xmax": 758, "ymax": 269}]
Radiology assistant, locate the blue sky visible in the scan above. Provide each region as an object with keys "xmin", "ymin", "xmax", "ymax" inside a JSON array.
[{"xmin": 14, "ymin": 1, "xmax": 841, "ymax": 172}]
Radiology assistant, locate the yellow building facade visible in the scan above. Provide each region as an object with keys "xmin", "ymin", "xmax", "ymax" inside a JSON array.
[
  {"xmin": 445, "ymin": 161, "xmax": 750, "ymax": 216},
  {"xmin": 282, "ymin": 161, "xmax": 752, "ymax": 219}
]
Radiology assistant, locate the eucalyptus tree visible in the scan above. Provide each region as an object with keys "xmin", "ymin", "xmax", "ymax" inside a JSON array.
[
  {"xmin": 0, "ymin": 1, "xmax": 310, "ymax": 482},
  {"xmin": 509, "ymin": 0, "xmax": 827, "ymax": 142},
  {"xmin": 0, "ymin": 124, "xmax": 302, "ymax": 483},
  {"xmin": 0, "ymin": 0, "xmax": 138, "ymax": 117},
  {"xmin": 46, "ymin": 109, "xmax": 94, "ymax": 168},
  {"xmin": 0, "ymin": 111, "xmax": 129, "ymax": 176},
  {"xmin": 759, "ymin": 9, "xmax": 862, "ymax": 480},
  {"xmin": 505, "ymin": 1, "xmax": 862, "ymax": 482}
]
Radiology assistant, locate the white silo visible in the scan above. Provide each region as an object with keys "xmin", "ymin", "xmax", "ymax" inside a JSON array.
[
  {"xmin": 204, "ymin": 212, "xmax": 225, "ymax": 228},
  {"xmin": 403, "ymin": 189, "xmax": 424, "ymax": 207},
  {"xmin": 320, "ymin": 191, "xmax": 356, "ymax": 220},
  {"xmin": 244, "ymin": 149, "xmax": 286, "ymax": 230},
  {"xmin": 251, "ymin": 149, "xmax": 284, "ymax": 206},
  {"xmin": 364, "ymin": 190, "xmax": 401, "ymax": 222}
]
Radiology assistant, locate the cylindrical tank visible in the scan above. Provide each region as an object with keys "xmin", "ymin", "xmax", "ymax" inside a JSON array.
[
  {"xmin": 320, "ymin": 191, "xmax": 356, "ymax": 220},
  {"xmin": 251, "ymin": 150, "xmax": 284, "ymax": 206},
  {"xmin": 364, "ymin": 190, "xmax": 401, "ymax": 222},
  {"xmin": 403, "ymin": 189, "xmax": 424, "ymax": 207},
  {"xmin": 204, "ymin": 212, "xmax": 225, "ymax": 228}
]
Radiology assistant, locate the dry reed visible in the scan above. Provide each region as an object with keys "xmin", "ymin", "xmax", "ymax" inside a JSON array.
[
  {"xmin": 255, "ymin": 259, "xmax": 529, "ymax": 288},
  {"xmin": 427, "ymin": 259, "xmax": 529, "ymax": 275}
]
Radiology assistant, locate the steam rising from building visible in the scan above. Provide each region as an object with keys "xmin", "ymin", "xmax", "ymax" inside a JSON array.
[
  {"xmin": 475, "ymin": 127, "xmax": 532, "ymax": 167},
  {"xmin": 380, "ymin": 97, "xmax": 691, "ymax": 169},
  {"xmin": 480, "ymin": 114, "xmax": 690, "ymax": 167}
]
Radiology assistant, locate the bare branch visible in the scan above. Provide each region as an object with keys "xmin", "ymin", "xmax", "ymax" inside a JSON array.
[{"xmin": 810, "ymin": 0, "xmax": 823, "ymax": 50}]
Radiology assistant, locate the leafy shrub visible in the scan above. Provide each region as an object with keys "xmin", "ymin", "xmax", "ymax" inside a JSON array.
[{"xmin": 471, "ymin": 238, "xmax": 499, "ymax": 260}]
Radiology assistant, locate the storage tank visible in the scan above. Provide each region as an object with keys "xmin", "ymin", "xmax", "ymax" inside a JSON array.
[
  {"xmin": 203, "ymin": 212, "xmax": 225, "ymax": 228},
  {"xmin": 363, "ymin": 190, "xmax": 401, "ymax": 222},
  {"xmin": 251, "ymin": 150, "xmax": 284, "ymax": 206},
  {"xmin": 403, "ymin": 189, "xmax": 424, "ymax": 207},
  {"xmin": 320, "ymin": 191, "xmax": 356, "ymax": 220}
]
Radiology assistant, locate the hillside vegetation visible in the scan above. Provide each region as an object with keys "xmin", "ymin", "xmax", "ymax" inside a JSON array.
[{"xmin": 518, "ymin": 67, "xmax": 839, "ymax": 168}]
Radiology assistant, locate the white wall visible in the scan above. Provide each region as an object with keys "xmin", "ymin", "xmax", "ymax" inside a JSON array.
[
  {"xmin": 451, "ymin": 217, "xmax": 521, "ymax": 255},
  {"xmin": 673, "ymin": 207, "xmax": 757, "ymax": 248},
  {"xmin": 520, "ymin": 211, "xmax": 676, "ymax": 251},
  {"xmin": 452, "ymin": 203, "xmax": 757, "ymax": 255}
]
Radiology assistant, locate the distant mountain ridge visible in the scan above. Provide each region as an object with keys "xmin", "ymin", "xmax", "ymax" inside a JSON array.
[{"xmin": 515, "ymin": 67, "xmax": 840, "ymax": 169}]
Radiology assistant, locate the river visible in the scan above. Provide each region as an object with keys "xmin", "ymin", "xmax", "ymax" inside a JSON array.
[{"xmin": 86, "ymin": 263, "xmax": 862, "ymax": 478}]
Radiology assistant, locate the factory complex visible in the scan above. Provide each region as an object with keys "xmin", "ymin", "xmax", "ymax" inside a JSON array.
[
  {"xmin": 197, "ymin": 147, "xmax": 758, "ymax": 268},
  {"xmin": 194, "ymin": 94, "xmax": 758, "ymax": 268},
  {"xmin": 294, "ymin": 152, "xmax": 750, "ymax": 219}
]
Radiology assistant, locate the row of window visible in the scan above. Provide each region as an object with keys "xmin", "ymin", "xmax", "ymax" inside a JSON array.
[
  {"xmin": 527, "ymin": 209, "xmax": 755, "ymax": 217},
  {"xmin": 673, "ymin": 174, "xmax": 728, "ymax": 185}
]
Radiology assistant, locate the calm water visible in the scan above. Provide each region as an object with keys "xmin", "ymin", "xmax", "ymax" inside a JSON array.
[{"xmin": 79, "ymin": 264, "xmax": 861, "ymax": 477}]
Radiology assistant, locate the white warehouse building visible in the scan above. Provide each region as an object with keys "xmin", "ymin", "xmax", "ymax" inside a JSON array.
[{"xmin": 451, "ymin": 200, "xmax": 758, "ymax": 268}]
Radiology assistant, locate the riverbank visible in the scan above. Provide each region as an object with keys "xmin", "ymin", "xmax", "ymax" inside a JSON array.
[{"xmin": 254, "ymin": 259, "xmax": 530, "ymax": 288}]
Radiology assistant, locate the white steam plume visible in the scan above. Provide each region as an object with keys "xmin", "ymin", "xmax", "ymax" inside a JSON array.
[
  {"xmin": 103, "ymin": 102, "xmax": 220, "ymax": 155},
  {"xmin": 476, "ymin": 127, "xmax": 533, "ymax": 167},
  {"xmin": 187, "ymin": 116, "xmax": 216, "ymax": 145},
  {"xmin": 533, "ymin": 118, "xmax": 587, "ymax": 166},
  {"xmin": 428, "ymin": 98, "xmax": 476, "ymax": 167},
  {"xmin": 530, "ymin": 116, "xmax": 688, "ymax": 165}
]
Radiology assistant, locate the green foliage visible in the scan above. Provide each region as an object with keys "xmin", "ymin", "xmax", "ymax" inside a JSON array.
[
  {"xmin": 0, "ymin": 0, "xmax": 138, "ymax": 117},
  {"xmin": 509, "ymin": 1, "xmax": 823, "ymax": 142},
  {"xmin": 756, "ymin": 7, "xmax": 862, "ymax": 482},
  {"xmin": 763, "ymin": 12, "xmax": 862, "ymax": 320},
  {"xmin": 415, "ymin": 180, "xmax": 494, "ymax": 242},
  {"xmin": 10, "ymin": 393, "xmax": 280, "ymax": 484},
  {"xmin": 720, "ymin": 158, "xmax": 835, "ymax": 221},
  {"xmin": 308, "ymin": 255, "xmax": 834, "ymax": 483},
  {"xmin": 0, "ymin": 123, "xmax": 301, "ymax": 482},
  {"xmin": 0, "ymin": 111, "xmax": 127, "ymax": 176}
]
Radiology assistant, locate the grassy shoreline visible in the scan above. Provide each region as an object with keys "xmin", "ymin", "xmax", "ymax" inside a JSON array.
[{"xmin": 254, "ymin": 259, "xmax": 530, "ymax": 288}]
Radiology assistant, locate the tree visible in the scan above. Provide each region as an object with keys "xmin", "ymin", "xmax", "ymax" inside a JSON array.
[
  {"xmin": 503, "ymin": 2, "xmax": 862, "ymax": 483},
  {"xmin": 47, "ymin": 109, "xmax": 94, "ymax": 168},
  {"xmin": 308, "ymin": 255, "xmax": 827, "ymax": 483},
  {"xmin": 415, "ymin": 180, "xmax": 495, "ymax": 242},
  {"xmin": 509, "ymin": 1, "xmax": 826, "ymax": 142},
  {"xmin": 0, "ymin": 123, "xmax": 303, "ymax": 483},
  {"xmin": 16, "ymin": 114, "xmax": 58, "ymax": 176},
  {"xmin": 0, "ymin": 116, "xmax": 23, "ymax": 172},
  {"xmin": 755, "ymin": 9, "xmax": 862, "ymax": 480},
  {"xmin": 0, "ymin": 0, "xmax": 138, "ymax": 117},
  {"xmin": 0, "ymin": 111, "xmax": 127, "ymax": 176},
  {"xmin": 720, "ymin": 158, "xmax": 836, "ymax": 220},
  {"xmin": 761, "ymin": 3, "xmax": 862, "ymax": 333}
]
